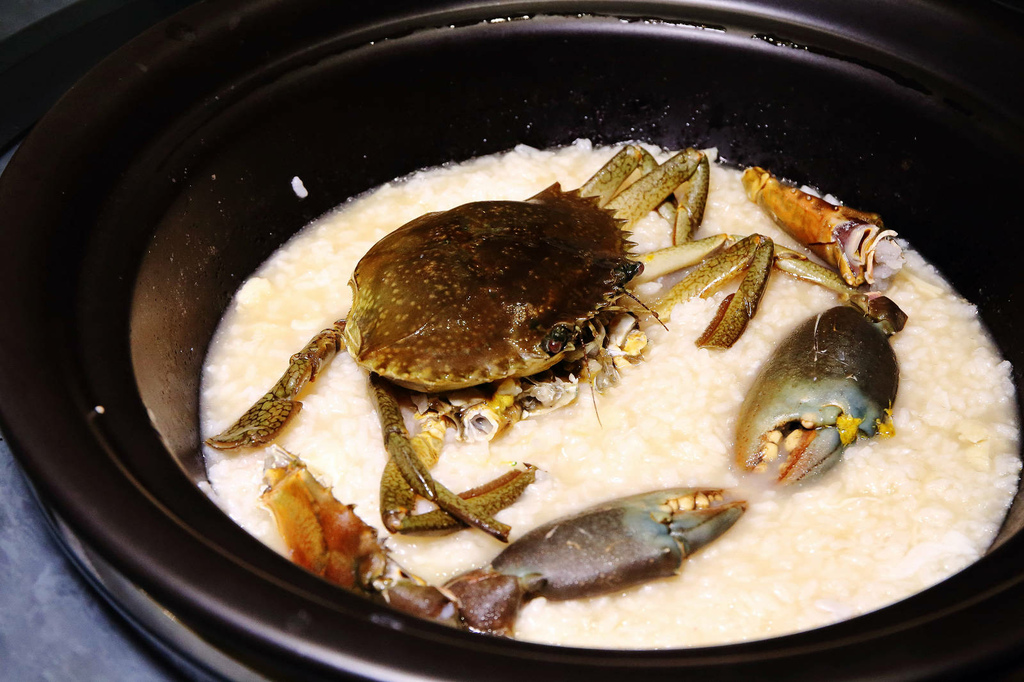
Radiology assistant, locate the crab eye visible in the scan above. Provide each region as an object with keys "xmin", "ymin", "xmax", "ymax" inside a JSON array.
[
  {"xmin": 613, "ymin": 259, "xmax": 643, "ymax": 286},
  {"xmin": 542, "ymin": 324, "xmax": 574, "ymax": 355}
]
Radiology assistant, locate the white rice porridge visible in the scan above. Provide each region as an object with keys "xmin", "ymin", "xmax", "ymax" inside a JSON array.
[{"xmin": 200, "ymin": 141, "xmax": 1020, "ymax": 648}]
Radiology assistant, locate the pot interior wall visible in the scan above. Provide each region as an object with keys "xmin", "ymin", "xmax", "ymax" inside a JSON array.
[{"xmin": 123, "ymin": 16, "xmax": 1023, "ymax": 550}]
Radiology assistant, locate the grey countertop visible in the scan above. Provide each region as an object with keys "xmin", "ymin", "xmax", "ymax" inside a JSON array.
[{"xmin": 0, "ymin": 439, "xmax": 178, "ymax": 681}]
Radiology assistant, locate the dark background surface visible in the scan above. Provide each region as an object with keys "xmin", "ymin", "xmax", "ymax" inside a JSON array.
[
  {"xmin": 0, "ymin": 0, "xmax": 196, "ymax": 154},
  {"xmin": 1, "ymin": 2, "xmax": 194, "ymax": 678}
]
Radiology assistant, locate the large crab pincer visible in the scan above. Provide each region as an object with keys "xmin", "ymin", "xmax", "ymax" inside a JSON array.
[
  {"xmin": 736, "ymin": 304, "xmax": 901, "ymax": 484},
  {"xmin": 444, "ymin": 488, "xmax": 745, "ymax": 636}
]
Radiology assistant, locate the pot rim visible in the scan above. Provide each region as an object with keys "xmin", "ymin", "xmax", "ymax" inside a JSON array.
[{"xmin": 2, "ymin": 1, "xmax": 1023, "ymax": 679}]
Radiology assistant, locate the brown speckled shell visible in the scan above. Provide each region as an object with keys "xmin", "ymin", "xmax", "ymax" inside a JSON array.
[{"xmin": 344, "ymin": 184, "xmax": 632, "ymax": 392}]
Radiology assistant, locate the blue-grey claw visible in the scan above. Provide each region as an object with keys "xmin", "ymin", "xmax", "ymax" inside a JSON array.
[
  {"xmin": 445, "ymin": 488, "xmax": 745, "ymax": 636},
  {"xmin": 736, "ymin": 305, "xmax": 900, "ymax": 484}
]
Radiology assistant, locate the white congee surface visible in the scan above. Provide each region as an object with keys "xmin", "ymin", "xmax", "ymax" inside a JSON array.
[{"xmin": 201, "ymin": 141, "xmax": 1020, "ymax": 648}]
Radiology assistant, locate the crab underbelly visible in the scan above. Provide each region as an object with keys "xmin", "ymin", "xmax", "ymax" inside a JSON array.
[{"xmin": 352, "ymin": 332, "xmax": 566, "ymax": 393}]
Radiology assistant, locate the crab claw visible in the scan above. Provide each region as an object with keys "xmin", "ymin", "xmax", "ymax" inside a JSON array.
[
  {"xmin": 741, "ymin": 166, "xmax": 904, "ymax": 288},
  {"xmin": 736, "ymin": 305, "xmax": 900, "ymax": 484},
  {"xmin": 444, "ymin": 488, "xmax": 746, "ymax": 636}
]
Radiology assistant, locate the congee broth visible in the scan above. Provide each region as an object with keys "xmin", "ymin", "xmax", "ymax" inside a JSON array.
[{"xmin": 200, "ymin": 141, "xmax": 1020, "ymax": 648}]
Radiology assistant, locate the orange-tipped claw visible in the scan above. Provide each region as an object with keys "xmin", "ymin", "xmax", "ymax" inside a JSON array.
[{"xmin": 741, "ymin": 166, "xmax": 903, "ymax": 288}]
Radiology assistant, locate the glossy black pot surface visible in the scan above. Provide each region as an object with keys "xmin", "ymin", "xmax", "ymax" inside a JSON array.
[{"xmin": 2, "ymin": 1, "xmax": 1024, "ymax": 679}]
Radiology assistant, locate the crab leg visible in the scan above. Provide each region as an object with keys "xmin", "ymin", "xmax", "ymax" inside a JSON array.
[
  {"xmin": 773, "ymin": 245, "xmax": 861, "ymax": 296},
  {"xmin": 262, "ymin": 455, "xmax": 463, "ymax": 627},
  {"xmin": 577, "ymin": 145, "xmax": 678, "ymax": 222},
  {"xmin": 735, "ymin": 305, "xmax": 900, "ymax": 484},
  {"xmin": 742, "ymin": 166, "xmax": 904, "ymax": 287},
  {"xmin": 630, "ymin": 234, "xmax": 729, "ymax": 285},
  {"xmin": 205, "ymin": 321, "xmax": 346, "ymax": 449},
  {"xmin": 649, "ymin": 231, "xmax": 905, "ymax": 350},
  {"xmin": 695, "ymin": 237, "xmax": 774, "ymax": 349},
  {"xmin": 371, "ymin": 373, "xmax": 440, "ymax": 503},
  {"xmin": 394, "ymin": 466, "xmax": 537, "ymax": 535},
  {"xmin": 445, "ymin": 488, "xmax": 746, "ymax": 636},
  {"xmin": 653, "ymin": 234, "xmax": 764, "ymax": 317},
  {"xmin": 379, "ymin": 406, "xmax": 536, "ymax": 536},
  {"xmin": 652, "ymin": 234, "xmax": 776, "ymax": 348},
  {"xmin": 605, "ymin": 148, "xmax": 705, "ymax": 228},
  {"xmin": 579, "ymin": 145, "xmax": 654, "ymax": 205},
  {"xmin": 672, "ymin": 152, "xmax": 710, "ymax": 244},
  {"xmin": 371, "ymin": 374, "xmax": 526, "ymax": 542}
]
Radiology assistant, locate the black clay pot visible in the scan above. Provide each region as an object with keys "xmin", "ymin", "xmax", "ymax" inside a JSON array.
[{"xmin": 2, "ymin": 1, "xmax": 1023, "ymax": 679}]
